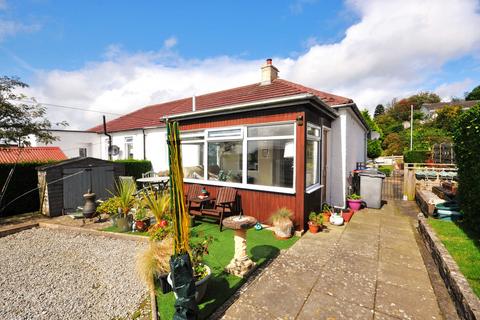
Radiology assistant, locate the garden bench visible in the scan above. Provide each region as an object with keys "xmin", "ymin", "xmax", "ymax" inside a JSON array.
[{"xmin": 189, "ymin": 187, "xmax": 237, "ymax": 231}]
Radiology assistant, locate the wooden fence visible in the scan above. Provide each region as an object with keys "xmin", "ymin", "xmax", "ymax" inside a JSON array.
[{"xmin": 403, "ymin": 163, "xmax": 458, "ymax": 200}]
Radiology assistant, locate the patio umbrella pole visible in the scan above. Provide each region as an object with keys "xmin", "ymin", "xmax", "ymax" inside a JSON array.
[{"xmin": 166, "ymin": 121, "xmax": 199, "ymax": 320}]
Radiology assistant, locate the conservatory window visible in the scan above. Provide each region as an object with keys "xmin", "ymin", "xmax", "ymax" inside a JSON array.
[{"xmin": 306, "ymin": 123, "xmax": 321, "ymax": 189}]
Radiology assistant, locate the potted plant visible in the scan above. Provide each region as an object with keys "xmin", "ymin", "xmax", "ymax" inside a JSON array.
[
  {"xmin": 134, "ymin": 208, "xmax": 150, "ymax": 232},
  {"xmin": 269, "ymin": 207, "xmax": 294, "ymax": 239},
  {"xmin": 110, "ymin": 179, "xmax": 136, "ymax": 232},
  {"xmin": 346, "ymin": 193, "xmax": 363, "ymax": 212},
  {"xmin": 322, "ymin": 203, "xmax": 333, "ymax": 222},
  {"xmin": 308, "ymin": 211, "xmax": 323, "ymax": 233}
]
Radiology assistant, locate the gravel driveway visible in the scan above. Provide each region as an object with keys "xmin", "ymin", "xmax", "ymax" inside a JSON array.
[{"xmin": 0, "ymin": 228, "xmax": 147, "ymax": 320}]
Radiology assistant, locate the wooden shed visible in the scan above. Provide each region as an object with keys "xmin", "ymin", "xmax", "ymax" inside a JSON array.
[{"xmin": 37, "ymin": 157, "xmax": 125, "ymax": 217}]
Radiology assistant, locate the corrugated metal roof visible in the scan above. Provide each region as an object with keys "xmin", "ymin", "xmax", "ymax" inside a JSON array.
[
  {"xmin": 89, "ymin": 79, "xmax": 352, "ymax": 133},
  {"xmin": 0, "ymin": 147, "xmax": 67, "ymax": 164}
]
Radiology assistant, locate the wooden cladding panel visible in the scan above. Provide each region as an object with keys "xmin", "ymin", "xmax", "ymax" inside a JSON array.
[
  {"xmin": 184, "ymin": 183, "xmax": 297, "ymax": 228},
  {"xmin": 180, "ymin": 109, "xmax": 301, "ymax": 131}
]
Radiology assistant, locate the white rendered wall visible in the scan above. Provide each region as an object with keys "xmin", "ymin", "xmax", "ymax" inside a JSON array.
[
  {"xmin": 328, "ymin": 108, "xmax": 367, "ymax": 208},
  {"xmin": 33, "ymin": 130, "xmax": 102, "ymax": 159},
  {"xmin": 144, "ymin": 128, "xmax": 169, "ymax": 172}
]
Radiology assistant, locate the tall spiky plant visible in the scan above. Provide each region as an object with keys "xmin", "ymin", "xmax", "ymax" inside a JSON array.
[{"xmin": 167, "ymin": 121, "xmax": 190, "ymax": 255}]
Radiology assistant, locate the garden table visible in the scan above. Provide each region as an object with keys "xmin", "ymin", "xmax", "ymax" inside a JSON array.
[{"xmin": 136, "ymin": 176, "xmax": 169, "ymax": 190}]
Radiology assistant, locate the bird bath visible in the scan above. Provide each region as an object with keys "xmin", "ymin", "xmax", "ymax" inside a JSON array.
[{"xmin": 222, "ymin": 215, "xmax": 257, "ymax": 277}]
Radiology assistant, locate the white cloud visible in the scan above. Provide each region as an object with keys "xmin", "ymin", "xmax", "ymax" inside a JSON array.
[
  {"xmin": 26, "ymin": 0, "xmax": 480, "ymax": 129},
  {"xmin": 0, "ymin": 20, "xmax": 40, "ymax": 41},
  {"xmin": 435, "ymin": 79, "xmax": 474, "ymax": 101},
  {"xmin": 163, "ymin": 36, "xmax": 177, "ymax": 49}
]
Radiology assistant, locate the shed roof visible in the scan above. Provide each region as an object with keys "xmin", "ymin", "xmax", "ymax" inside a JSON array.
[
  {"xmin": 0, "ymin": 147, "xmax": 67, "ymax": 164},
  {"xmin": 89, "ymin": 79, "xmax": 352, "ymax": 133}
]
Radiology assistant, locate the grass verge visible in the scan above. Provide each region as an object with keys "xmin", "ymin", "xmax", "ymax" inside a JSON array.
[
  {"xmin": 156, "ymin": 218, "xmax": 298, "ymax": 319},
  {"xmin": 101, "ymin": 225, "xmax": 149, "ymax": 237},
  {"xmin": 427, "ymin": 219, "xmax": 480, "ymax": 297}
]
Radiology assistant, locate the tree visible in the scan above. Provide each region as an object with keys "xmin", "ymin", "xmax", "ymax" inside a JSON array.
[
  {"xmin": 432, "ymin": 105, "xmax": 463, "ymax": 133},
  {"xmin": 0, "ymin": 76, "xmax": 64, "ymax": 146},
  {"xmin": 374, "ymin": 104, "xmax": 385, "ymax": 118},
  {"xmin": 367, "ymin": 140, "xmax": 382, "ymax": 159},
  {"xmin": 465, "ymin": 85, "xmax": 480, "ymax": 101},
  {"xmin": 382, "ymin": 133, "xmax": 405, "ymax": 155}
]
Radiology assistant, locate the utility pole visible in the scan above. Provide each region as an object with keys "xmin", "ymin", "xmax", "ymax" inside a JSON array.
[{"xmin": 410, "ymin": 104, "xmax": 413, "ymax": 151}]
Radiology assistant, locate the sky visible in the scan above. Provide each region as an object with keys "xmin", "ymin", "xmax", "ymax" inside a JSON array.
[{"xmin": 1, "ymin": 0, "xmax": 480, "ymax": 129}]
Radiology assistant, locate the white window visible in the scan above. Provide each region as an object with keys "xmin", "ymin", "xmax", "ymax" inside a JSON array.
[
  {"xmin": 246, "ymin": 124, "xmax": 294, "ymax": 188},
  {"xmin": 306, "ymin": 123, "xmax": 321, "ymax": 192},
  {"xmin": 180, "ymin": 122, "xmax": 296, "ymax": 193},
  {"xmin": 124, "ymin": 136, "xmax": 134, "ymax": 159}
]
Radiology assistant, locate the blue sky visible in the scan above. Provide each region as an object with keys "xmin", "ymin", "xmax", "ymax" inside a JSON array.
[
  {"xmin": 1, "ymin": 0, "xmax": 355, "ymax": 79},
  {"xmin": 1, "ymin": 0, "xmax": 479, "ymax": 129}
]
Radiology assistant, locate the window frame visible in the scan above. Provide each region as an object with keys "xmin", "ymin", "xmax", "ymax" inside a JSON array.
[
  {"xmin": 305, "ymin": 122, "xmax": 322, "ymax": 194},
  {"xmin": 124, "ymin": 136, "xmax": 134, "ymax": 160},
  {"xmin": 181, "ymin": 121, "xmax": 296, "ymax": 194}
]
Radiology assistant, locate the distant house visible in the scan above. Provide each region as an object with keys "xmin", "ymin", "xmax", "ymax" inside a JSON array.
[
  {"xmin": 0, "ymin": 147, "xmax": 67, "ymax": 164},
  {"xmin": 421, "ymin": 100, "xmax": 480, "ymax": 119},
  {"xmin": 33, "ymin": 60, "xmax": 369, "ymax": 230}
]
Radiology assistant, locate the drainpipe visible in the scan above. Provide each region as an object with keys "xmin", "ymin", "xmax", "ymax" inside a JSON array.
[
  {"xmin": 142, "ymin": 129, "xmax": 146, "ymax": 160},
  {"xmin": 103, "ymin": 115, "xmax": 112, "ymax": 161}
]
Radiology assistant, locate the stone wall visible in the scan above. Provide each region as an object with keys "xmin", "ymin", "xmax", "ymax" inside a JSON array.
[{"xmin": 418, "ymin": 214, "xmax": 480, "ymax": 319}]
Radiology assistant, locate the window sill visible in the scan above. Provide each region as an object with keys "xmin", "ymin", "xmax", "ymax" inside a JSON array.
[
  {"xmin": 305, "ymin": 184, "xmax": 323, "ymax": 194},
  {"xmin": 184, "ymin": 178, "xmax": 296, "ymax": 195}
]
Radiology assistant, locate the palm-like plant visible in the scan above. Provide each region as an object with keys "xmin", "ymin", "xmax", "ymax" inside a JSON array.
[
  {"xmin": 114, "ymin": 179, "xmax": 136, "ymax": 216},
  {"xmin": 142, "ymin": 189, "xmax": 170, "ymax": 222}
]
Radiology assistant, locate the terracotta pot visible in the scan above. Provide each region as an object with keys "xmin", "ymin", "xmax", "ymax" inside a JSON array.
[
  {"xmin": 135, "ymin": 220, "xmax": 146, "ymax": 232},
  {"xmin": 342, "ymin": 209, "xmax": 354, "ymax": 222},
  {"xmin": 322, "ymin": 212, "xmax": 331, "ymax": 221},
  {"xmin": 308, "ymin": 222, "xmax": 321, "ymax": 233},
  {"xmin": 347, "ymin": 199, "xmax": 363, "ymax": 212}
]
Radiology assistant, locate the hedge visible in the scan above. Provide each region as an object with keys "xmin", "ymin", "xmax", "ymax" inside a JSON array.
[
  {"xmin": 114, "ymin": 160, "xmax": 153, "ymax": 180},
  {"xmin": 0, "ymin": 161, "xmax": 55, "ymax": 216},
  {"xmin": 453, "ymin": 103, "xmax": 480, "ymax": 233},
  {"xmin": 378, "ymin": 165, "xmax": 392, "ymax": 177},
  {"xmin": 403, "ymin": 150, "xmax": 430, "ymax": 163},
  {"xmin": 367, "ymin": 140, "xmax": 382, "ymax": 159}
]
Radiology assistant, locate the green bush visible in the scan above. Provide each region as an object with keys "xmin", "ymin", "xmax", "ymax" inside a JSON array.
[
  {"xmin": 367, "ymin": 140, "xmax": 382, "ymax": 159},
  {"xmin": 114, "ymin": 160, "xmax": 152, "ymax": 180},
  {"xmin": 0, "ymin": 161, "xmax": 56, "ymax": 216},
  {"xmin": 96, "ymin": 196, "xmax": 121, "ymax": 215},
  {"xmin": 403, "ymin": 150, "xmax": 430, "ymax": 163},
  {"xmin": 378, "ymin": 165, "xmax": 392, "ymax": 177},
  {"xmin": 453, "ymin": 103, "xmax": 480, "ymax": 233}
]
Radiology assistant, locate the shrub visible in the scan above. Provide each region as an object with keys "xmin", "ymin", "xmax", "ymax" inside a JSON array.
[
  {"xmin": 96, "ymin": 196, "xmax": 121, "ymax": 215},
  {"xmin": 378, "ymin": 165, "xmax": 392, "ymax": 177},
  {"xmin": 403, "ymin": 150, "xmax": 429, "ymax": 163},
  {"xmin": 453, "ymin": 103, "xmax": 480, "ymax": 233},
  {"xmin": 367, "ymin": 140, "xmax": 382, "ymax": 159},
  {"xmin": 0, "ymin": 161, "xmax": 56, "ymax": 216},
  {"xmin": 114, "ymin": 159, "xmax": 152, "ymax": 180}
]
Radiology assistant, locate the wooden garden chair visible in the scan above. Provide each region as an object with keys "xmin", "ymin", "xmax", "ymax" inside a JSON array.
[
  {"xmin": 186, "ymin": 184, "xmax": 203, "ymax": 212},
  {"xmin": 200, "ymin": 187, "xmax": 237, "ymax": 231}
]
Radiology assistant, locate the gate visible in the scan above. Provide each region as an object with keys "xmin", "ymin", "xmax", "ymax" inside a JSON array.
[
  {"xmin": 382, "ymin": 169, "xmax": 404, "ymax": 200},
  {"xmin": 63, "ymin": 166, "xmax": 115, "ymax": 212}
]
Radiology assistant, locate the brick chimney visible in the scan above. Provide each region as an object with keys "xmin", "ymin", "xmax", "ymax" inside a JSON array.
[{"xmin": 261, "ymin": 58, "xmax": 279, "ymax": 85}]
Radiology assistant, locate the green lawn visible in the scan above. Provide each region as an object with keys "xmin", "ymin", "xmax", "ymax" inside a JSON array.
[
  {"xmin": 156, "ymin": 218, "xmax": 298, "ymax": 319},
  {"xmin": 428, "ymin": 219, "xmax": 480, "ymax": 297}
]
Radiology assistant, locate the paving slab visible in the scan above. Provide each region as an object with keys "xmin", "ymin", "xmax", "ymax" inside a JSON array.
[{"xmin": 220, "ymin": 202, "xmax": 444, "ymax": 320}]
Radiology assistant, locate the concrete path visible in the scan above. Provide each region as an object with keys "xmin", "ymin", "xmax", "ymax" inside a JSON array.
[{"xmin": 221, "ymin": 202, "xmax": 443, "ymax": 319}]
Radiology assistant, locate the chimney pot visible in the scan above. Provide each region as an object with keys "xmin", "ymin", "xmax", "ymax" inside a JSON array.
[{"xmin": 260, "ymin": 59, "xmax": 279, "ymax": 85}]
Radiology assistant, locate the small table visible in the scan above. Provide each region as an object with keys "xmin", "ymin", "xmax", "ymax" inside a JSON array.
[
  {"xmin": 222, "ymin": 215, "xmax": 258, "ymax": 277},
  {"xmin": 136, "ymin": 176, "xmax": 169, "ymax": 189}
]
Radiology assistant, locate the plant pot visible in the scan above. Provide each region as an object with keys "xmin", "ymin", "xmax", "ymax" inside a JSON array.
[
  {"xmin": 135, "ymin": 220, "xmax": 147, "ymax": 232},
  {"xmin": 274, "ymin": 223, "xmax": 293, "ymax": 239},
  {"xmin": 167, "ymin": 264, "xmax": 211, "ymax": 303},
  {"xmin": 308, "ymin": 222, "xmax": 321, "ymax": 233},
  {"xmin": 322, "ymin": 212, "xmax": 331, "ymax": 222},
  {"xmin": 347, "ymin": 199, "xmax": 363, "ymax": 212},
  {"xmin": 116, "ymin": 216, "xmax": 130, "ymax": 232},
  {"xmin": 342, "ymin": 209, "xmax": 354, "ymax": 222},
  {"xmin": 154, "ymin": 273, "xmax": 172, "ymax": 294}
]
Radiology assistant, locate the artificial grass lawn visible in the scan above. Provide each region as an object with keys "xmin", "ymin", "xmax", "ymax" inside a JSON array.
[
  {"xmin": 157, "ymin": 218, "xmax": 298, "ymax": 319},
  {"xmin": 101, "ymin": 225, "xmax": 149, "ymax": 237},
  {"xmin": 427, "ymin": 219, "xmax": 480, "ymax": 297}
]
